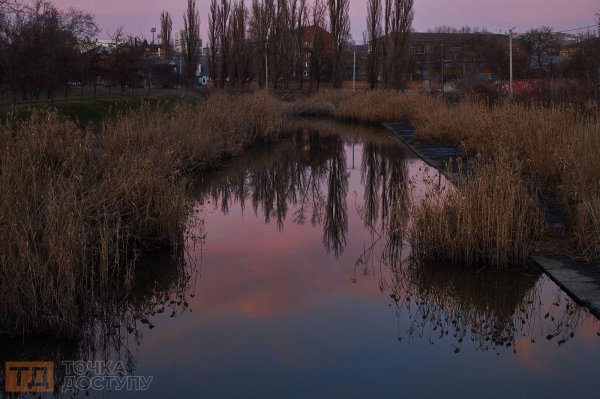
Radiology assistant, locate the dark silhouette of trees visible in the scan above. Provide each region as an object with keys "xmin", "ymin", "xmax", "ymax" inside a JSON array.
[
  {"xmin": 182, "ymin": 0, "xmax": 201, "ymax": 86},
  {"xmin": 107, "ymin": 28, "xmax": 145, "ymax": 91},
  {"xmin": 249, "ymin": 0, "xmax": 274, "ymax": 88},
  {"xmin": 522, "ymin": 26, "xmax": 558, "ymax": 77},
  {"xmin": 366, "ymin": 0, "xmax": 382, "ymax": 89},
  {"xmin": 327, "ymin": 0, "xmax": 350, "ymax": 87},
  {"xmin": 562, "ymin": 35, "xmax": 600, "ymax": 101},
  {"xmin": 216, "ymin": 0, "xmax": 231, "ymax": 88},
  {"xmin": 384, "ymin": 0, "xmax": 413, "ymax": 89},
  {"xmin": 309, "ymin": 0, "xmax": 328, "ymax": 89},
  {"xmin": 160, "ymin": 11, "xmax": 173, "ymax": 59},
  {"xmin": 0, "ymin": 0, "xmax": 97, "ymax": 101},
  {"xmin": 208, "ymin": 0, "xmax": 219, "ymax": 82},
  {"xmin": 229, "ymin": 1, "xmax": 250, "ymax": 88}
]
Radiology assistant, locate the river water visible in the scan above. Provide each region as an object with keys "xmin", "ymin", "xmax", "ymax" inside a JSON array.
[{"xmin": 3, "ymin": 121, "xmax": 600, "ymax": 398}]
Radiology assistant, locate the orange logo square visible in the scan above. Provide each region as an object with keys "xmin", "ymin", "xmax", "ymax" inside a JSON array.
[{"xmin": 5, "ymin": 361, "xmax": 54, "ymax": 393}]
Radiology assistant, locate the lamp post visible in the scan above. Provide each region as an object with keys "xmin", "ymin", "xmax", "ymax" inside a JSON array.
[
  {"xmin": 441, "ymin": 43, "xmax": 444, "ymax": 97},
  {"xmin": 353, "ymin": 48, "xmax": 356, "ymax": 92}
]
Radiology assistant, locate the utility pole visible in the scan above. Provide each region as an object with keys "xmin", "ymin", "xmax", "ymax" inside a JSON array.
[
  {"xmin": 265, "ymin": 41, "xmax": 268, "ymax": 91},
  {"xmin": 441, "ymin": 43, "xmax": 444, "ymax": 97},
  {"xmin": 509, "ymin": 27, "xmax": 516, "ymax": 98},
  {"xmin": 353, "ymin": 48, "xmax": 356, "ymax": 92}
]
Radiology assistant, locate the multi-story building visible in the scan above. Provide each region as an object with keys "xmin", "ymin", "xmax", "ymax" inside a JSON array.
[
  {"xmin": 175, "ymin": 30, "xmax": 204, "ymax": 56},
  {"xmin": 408, "ymin": 32, "xmax": 518, "ymax": 83},
  {"xmin": 298, "ymin": 25, "xmax": 335, "ymax": 83}
]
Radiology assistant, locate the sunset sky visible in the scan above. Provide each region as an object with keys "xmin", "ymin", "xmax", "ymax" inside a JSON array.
[{"xmin": 51, "ymin": 0, "xmax": 599, "ymax": 41}]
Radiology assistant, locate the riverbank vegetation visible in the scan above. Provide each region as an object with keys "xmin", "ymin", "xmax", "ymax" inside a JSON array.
[
  {"xmin": 1, "ymin": 87, "xmax": 597, "ymax": 336},
  {"xmin": 0, "ymin": 91, "xmax": 286, "ymax": 337},
  {"xmin": 289, "ymin": 91, "xmax": 600, "ymax": 263}
]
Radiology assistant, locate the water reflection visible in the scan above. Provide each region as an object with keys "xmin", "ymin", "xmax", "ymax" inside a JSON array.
[
  {"xmin": 0, "ymin": 251, "xmax": 195, "ymax": 397},
  {"xmin": 195, "ymin": 121, "xmax": 600, "ymax": 359},
  {"xmin": 199, "ymin": 129, "xmax": 353, "ymax": 258},
  {"xmin": 388, "ymin": 261, "xmax": 594, "ymax": 352},
  {"xmin": 2, "ymin": 121, "xmax": 599, "ymax": 398}
]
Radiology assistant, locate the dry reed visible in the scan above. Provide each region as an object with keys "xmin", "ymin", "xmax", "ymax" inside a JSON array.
[
  {"xmin": 408, "ymin": 156, "xmax": 546, "ymax": 269},
  {"xmin": 0, "ymin": 91, "xmax": 287, "ymax": 337},
  {"xmin": 292, "ymin": 91, "xmax": 600, "ymax": 261}
]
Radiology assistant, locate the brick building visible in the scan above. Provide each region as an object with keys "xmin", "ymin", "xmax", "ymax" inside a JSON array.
[
  {"xmin": 408, "ymin": 32, "xmax": 520, "ymax": 84},
  {"xmin": 298, "ymin": 25, "xmax": 335, "ymax": 84}
]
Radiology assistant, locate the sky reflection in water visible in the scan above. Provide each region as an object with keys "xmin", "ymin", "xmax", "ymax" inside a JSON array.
[{"xmin": 2, "ymin": 122, "xmax": 600, "ymax": 398}]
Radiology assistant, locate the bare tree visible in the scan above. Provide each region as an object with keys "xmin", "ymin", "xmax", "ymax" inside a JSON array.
[
  {"xmin": 160, "ymin": 11, "xmax": 173, "ymax": 59},
  {"xmin": 183, "ymin": 0, "xmax": 201, "ymax": 86},
  {"xmin": 366, "ymin": 0, "xmax": 382, "ymax": 89},
  {"xmin": 389, "ymin": 0, "xmax": 413, "ymax": 89},
  {"xmin": 290, "ymin": 0, "xmax": 308, "ymax": 88},
  {"xmin": 562, "ymin": 33, "xmax": 600, "ymax": 100},
  {"xmin": 382, "ymin": 0, "xmax": 413, "ymax": 89},
  {"xmin": 217, "ymin": 0, "xmax": 231, "ymax": 88},
  {"xmin": 522, "ymin": 26, "xmax": 558, "ymax": 77},
  {"xmin": 249, "ymin": 0, "xmax": 274, "ymax": 88},
  {"xmin": 208, "ymin": 0, "xmax": 219, "ymax": 81},
  {"xmin": 270, "ymin": 0, "xmax": 293, "ymax": 88},
  {"xmin": 309, "ymin": 0, "xmax": 328, "ymax": 89},
  {"xmin": 229, "ymin": 0, "xmax": 249, "ymax": 88},
  {"xmin": 327, "ymin": 0, "xmax": 350, "ymax": 87},
  {"xmin": 1, "ymin": 0, "xmax": 98, "ymax": 101}
]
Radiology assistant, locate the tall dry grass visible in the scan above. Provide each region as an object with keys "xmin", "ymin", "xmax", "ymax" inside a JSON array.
[
  {"xmin": 292, "ymin": 91, "xmax": 600, "ymax": 261},
  {"xmin": 408, "ymin": 156, "xmax": 546, "ymax": 269},
  {"xmin": 0, "ymin": 91, "xmax": 287, "ymax": 337},
  {"xmin": 289, "ymin": 91, "xmax": 434, "ymax": 124},
  {"xmin": 409, "ymin": 97, "xmax": 600, "ymax": 259}
]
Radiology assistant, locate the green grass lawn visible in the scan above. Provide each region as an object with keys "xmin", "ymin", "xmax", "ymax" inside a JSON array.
[{"xmin": 0, "ymin": 95, "xmax": 193, "ymax": 129}]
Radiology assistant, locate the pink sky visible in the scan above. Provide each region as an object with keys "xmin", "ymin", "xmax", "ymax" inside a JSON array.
[{"xmin": 50, "ymin": 0, "xmax": 599, "ymax": 41}]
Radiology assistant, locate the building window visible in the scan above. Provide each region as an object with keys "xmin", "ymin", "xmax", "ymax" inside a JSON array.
[{"xmin": 413, "ymin": 44, "xmax": 425, "ymax": 55}]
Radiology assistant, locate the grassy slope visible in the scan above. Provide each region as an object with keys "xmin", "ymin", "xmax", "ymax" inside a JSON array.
[{"xmin": 0, "ymin": 96, "xmax": 188, "ymax": 128}]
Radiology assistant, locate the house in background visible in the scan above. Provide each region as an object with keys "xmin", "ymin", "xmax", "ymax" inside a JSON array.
[{"xmin": 298, "ymin": 25, "xmax": 335, "ymax": 86}]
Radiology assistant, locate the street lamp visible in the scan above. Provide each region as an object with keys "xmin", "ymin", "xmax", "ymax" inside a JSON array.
[{"xmin": 353, "ymin": 48, "xmax": 356, "ymax": 92}]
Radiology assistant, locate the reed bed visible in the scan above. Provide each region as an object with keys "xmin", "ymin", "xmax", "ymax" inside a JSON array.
[
  {"xmin": 408, "ymin": 156, "xmax": 546, "ymax": 269},
  {"xmin": 409, "ymin": 97, "xmax": 600, "ymax": 259},
  {"xmin": 292, "ymin": 91, "xmax": 600, "ymax": 262},
  {"xmin": 0, "ymin": 91, "xmax": 287, "ymax": 337}
]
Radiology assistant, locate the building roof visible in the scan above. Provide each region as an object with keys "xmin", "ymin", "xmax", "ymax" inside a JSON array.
[{"xmin": 410, "ymin": 32, "xmax": 511, "ymax": 44}]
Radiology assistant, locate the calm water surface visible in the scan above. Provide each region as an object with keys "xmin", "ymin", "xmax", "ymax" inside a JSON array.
[{"xmin": 3, "ymin": 121, "xmax": 600, "ymax": 398}]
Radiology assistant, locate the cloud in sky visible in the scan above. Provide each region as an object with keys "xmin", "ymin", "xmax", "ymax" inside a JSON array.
[{"xmin": 50, "ymin": 0, "xmax": 599, "ymax": 40}]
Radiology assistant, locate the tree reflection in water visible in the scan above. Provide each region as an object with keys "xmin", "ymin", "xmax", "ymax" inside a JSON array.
[
  {"xmin": 347, "ymin": 124, "xmax": 597, "ymax": 354},
  {"xmin": 386, "ymin": 261, "xmax": 598, "ymax": 353},
  {"xmin": 0, "ymin": 250, "xmax": 196, "ymax": 396},
  {"xmin": 2, "ymin": 121, "xmax": 598, "ymax": 396},
  {"xmin": 198, "ymin": 126, "xmax": 351, "ymax": 258},
  {"xmin": 198, "ymin": 121, "xmax": 599, "ymax": 356}
]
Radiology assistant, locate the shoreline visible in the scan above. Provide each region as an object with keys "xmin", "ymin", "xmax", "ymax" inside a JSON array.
[{"xmin": 385, "ymin": 122, "xmax": 600, "ymax": 319}]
